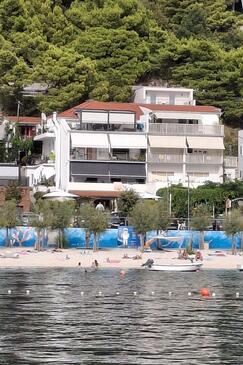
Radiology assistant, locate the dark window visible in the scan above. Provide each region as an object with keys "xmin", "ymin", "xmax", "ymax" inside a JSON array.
[{"xmin": 85, "ymin": 177, "xmax": 97, "ymax": 182}]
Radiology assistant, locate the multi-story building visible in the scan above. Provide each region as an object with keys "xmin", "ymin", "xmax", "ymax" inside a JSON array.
[
  {"xmin": 29, "ymin": 87, "xmax": 224, "ymax": 199},
  {"xmin": 133, "ymin": 85, "xmax": 195, "ymax": 106}
]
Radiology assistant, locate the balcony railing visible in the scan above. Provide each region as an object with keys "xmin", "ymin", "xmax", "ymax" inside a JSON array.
[
  {"xmin": 70, "ymin": 153, "xmax": 146, "ymax": 162},
  {"xmin": 149, "ymin": 123, "xmax": 224, "ymax": 136},
  {"xmin": 224, "ymin": 156, "xmax": 238, "ymax": 168},
  {"xmin": 147, "ymin": 153, "xmax": 183, "ymax": 163},
  {"xmin": 186, "ymin": 154, "xmax": 223, "ymax": 164}
]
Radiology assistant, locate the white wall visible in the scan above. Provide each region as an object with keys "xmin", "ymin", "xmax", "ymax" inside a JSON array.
[{"xmin": 0, "ymin": 165, "xmax": 18, "ymax": 178}]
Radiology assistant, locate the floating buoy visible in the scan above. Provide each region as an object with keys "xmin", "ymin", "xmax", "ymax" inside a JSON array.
[
  {"xmin": 200, "ymin": 288, "xmax": 210, "ymax": 297},
  {"xmin": 120, "ymin": 270, "xmax": 126, "ymax": 277},
  {"xmin": 26, "ymin": 290, "xmax": 30, "ymax": 295},
  {"xmin": 168, "ymin": 291, "xmax": 172, "ymax": 296},
  {"xmin": 236, "ymin": 292, "xmax": 240, "ymax": 298},
  {"xmin": 188, "ymin": 292, "xmax": 192, "ymax": 297},
  {"xmin": 98, "ymin": 291, "xmax": 102, "ymax": 296},
  {"xmin": 80, "ymin": 291, "xmax": 84, "ymax": 296},
  {"xmin": 133, "ymin": 291, "xmax": 137, "ymax": 296},
  {"xmin": 151, "ymin": 291, "xmax": 155, "ymax": 296},
  {"xmin": 8, "ymin": 290, "xmax": 11, "ymax": 294},
  {"xmin": 116, "ymin": 292, "xmax": 120, "ymax": 295},
  {"xmin": 212, "ymin": 292, "xmax": 216, "ymax": 297}
]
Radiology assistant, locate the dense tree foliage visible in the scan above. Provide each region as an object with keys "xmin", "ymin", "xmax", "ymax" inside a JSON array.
[
  {"xmin": 0, "ymin": 0, "xmax": 243, "ymax": 125},
  {"xmin": 157, "ymin": 180, "xmax": 243, "ymax": 218}
]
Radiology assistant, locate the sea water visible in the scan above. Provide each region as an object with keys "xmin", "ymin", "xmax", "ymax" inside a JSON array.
[{"xmin": 0, "ymin": 269, "xmax": 243, "ymax": 364}]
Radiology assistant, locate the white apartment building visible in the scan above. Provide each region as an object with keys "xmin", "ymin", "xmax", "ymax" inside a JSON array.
[
  {"xmin": 26, "ymin": 87, "xmax": 224, "ymax": 197},
  {"xmin": 133, "ymin": 85, "xmax": 195, "ymax": 106}
]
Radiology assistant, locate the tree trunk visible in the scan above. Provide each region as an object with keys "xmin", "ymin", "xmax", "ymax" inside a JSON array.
[
  {"xmin": 140, "ymin": 233, "xmax": 145, "ymax": 252},
  {"xmin": 199, "ymin": 230, "xmax": 204, "ymax": 250},
  {"xmin": 6, "ymin": 227, "xmax": 9, "ymax": 247},
  {"xmin": 232, "ymin": 234, "xmax": 237, "ymax": 255},
  {"xmin": 93, "ymin": 233, "xmax": 97, "ymax": 252},
  {"xmin": 85, "ymin": 231, "xmax": 90, "ymax": 249}
]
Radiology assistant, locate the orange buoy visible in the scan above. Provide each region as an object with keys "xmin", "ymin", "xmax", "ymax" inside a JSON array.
[{"xmin": 200, "ymin": 288, "xmax": 210, "ymax": 297}]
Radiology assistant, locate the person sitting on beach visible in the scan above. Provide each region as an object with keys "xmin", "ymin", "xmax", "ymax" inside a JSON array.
[
  {"xmin": 195, "ymin": 250, "xmax": 203, "ymax": 261},
  {"xmin": 92, "ymin": 260, "xmax": 99, "ymax": 269},
  {"xmin": 123, "ymin": 253, "xmax": 130, "ymax": 259},
  {"xmin": 177, "ymin": 249, "xmax": 183, "ymax": 259},
  {"xmin": 181, "ymin": 249, "xmax": 188, "ymax": 260},
  {"xmin": 133, "ymin": 254, "xmax": 142, "ymax": 260}
]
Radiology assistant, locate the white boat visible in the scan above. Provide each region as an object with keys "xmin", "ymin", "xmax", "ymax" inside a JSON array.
[{"xmin": 149, "ymin": 261, "xmax": 203, "ymax": 272}]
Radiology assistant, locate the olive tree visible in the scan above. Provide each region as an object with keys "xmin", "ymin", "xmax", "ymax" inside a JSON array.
[
  {"xmin": 32, "ymin": 200, "xmax": 53, "ymax": 251},
  {"xmin": 190, "ymin": 204, "xmax": 212, "ymax": 250},
  {"xmin": 0, "ymin": 200, "xmax": 19, "ymax": 246},
  {"xmin": 223, "ymin": 209, "xmax": 243, "ymax": 255},
  {"xmin": 131, "ymin": 200, "xmax": 155, "ymax": 251},
  {"xmin": 77, "ymin": 203, "xmax": 107, "ymax": 251},
  {"xmin": 50, "ymin": 201, "xmax": 75, "ymax": 249}
]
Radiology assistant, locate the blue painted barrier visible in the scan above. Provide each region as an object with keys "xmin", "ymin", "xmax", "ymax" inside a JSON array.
[{"xmin": 0, "ymin": 226, "xmax": 240, "ymax": 250}]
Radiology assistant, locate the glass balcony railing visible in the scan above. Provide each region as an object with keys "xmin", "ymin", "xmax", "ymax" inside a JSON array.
[{"xmin": 149, "ymin": 123, "xmax": 224, "ymax": 136}]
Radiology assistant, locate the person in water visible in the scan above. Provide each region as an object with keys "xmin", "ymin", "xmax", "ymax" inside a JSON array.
[{"xmin": 92, "ymin": 260, "xmax": 99, "ymax": 269}]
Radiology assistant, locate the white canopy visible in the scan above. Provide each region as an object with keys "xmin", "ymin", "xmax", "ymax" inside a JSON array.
[
  {"xmin": 43, "ymin": 191, "xmax": 78, "ymax": 201},
  {"xmin": 109, "ymin": 134, "xmax": 147, "ymax": 149},
  {"xmin": 71, "ymin": 133, "xmax": 109, "ymax": 148},
  {"xmin": 139, "ymin": 192, "xmax": 161, "ymax": 200}
]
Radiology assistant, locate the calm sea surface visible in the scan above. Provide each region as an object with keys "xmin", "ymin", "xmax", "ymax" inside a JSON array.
[{"xmin": 0, "ymin": 269, "xmax": 243, "ymax": 364}]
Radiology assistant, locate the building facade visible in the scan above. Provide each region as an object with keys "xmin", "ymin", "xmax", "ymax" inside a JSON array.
[{"xmin": 28, "ymin": 87, "xmax": 225, "ymax": 197}]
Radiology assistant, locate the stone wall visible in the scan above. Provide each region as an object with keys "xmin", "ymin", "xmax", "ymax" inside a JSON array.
[{"xmin": 0, "ymin": 186, "xmax": 31, "ymax": 212}]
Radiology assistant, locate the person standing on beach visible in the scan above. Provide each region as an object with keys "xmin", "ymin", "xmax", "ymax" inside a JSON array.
[{"xmin": 96, "ymin": 202, "xmax": 105, "ymax": 211}]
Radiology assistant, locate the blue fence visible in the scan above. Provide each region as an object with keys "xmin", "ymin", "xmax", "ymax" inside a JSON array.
[{"xmin": 0, "ymin": 226, "xmax": 241, "ymax": 250}]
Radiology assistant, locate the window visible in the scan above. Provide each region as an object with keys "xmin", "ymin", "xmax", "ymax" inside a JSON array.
[
  {"xmin": 188, "ymin": 172, "xmax": 209, "ymax": 178},
  {"xmin": 85, "ymin": 177, "xmax": 97, "ymax": 182}
]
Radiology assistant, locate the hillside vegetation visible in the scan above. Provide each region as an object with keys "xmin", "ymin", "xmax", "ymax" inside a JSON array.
[{"xmin": 0, "ymin": 0, "xmax": 243, "ymax": 126}]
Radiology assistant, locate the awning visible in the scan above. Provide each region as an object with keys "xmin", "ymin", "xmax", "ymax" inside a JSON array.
[
  {"xmin": 187, "ymin": 137, "xmax": 224, "ymax": 150},
  {"xmin": 69, "ymin": 190, "xmax": 121, "ymax": 198},
  {"xmin": 109, "ymin": 134, "xmax": 147, "ymax": 149},
  {"xmin": 149, "ymin": 136, "xmax": 186, "ymax": 148},
  {"xmin": 71, "ymin": 133, "xmax": 109, "ymax": 148}
]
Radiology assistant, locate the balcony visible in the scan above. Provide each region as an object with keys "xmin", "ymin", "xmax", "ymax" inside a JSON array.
[
  {"xmin": 147, "ymin": 153, "xmax": 183, "ymax": 164},
  {"xmin": 224, "ymin": 156, "xmax": 238, "ymax": 168},
  {"xmin": 149, "ymin": 123, "xmax": 224, "ymax": 136},
  {"xmin": 70, "ymin": 148, "xmax": 146, "ymax": 162},
  {"xmin": 70, "ymin": 161, "xmax": 146, "ymax": 184},
  {"xmin": 186, "ymin": 154, "xmax": 223, "ymax": 164}
]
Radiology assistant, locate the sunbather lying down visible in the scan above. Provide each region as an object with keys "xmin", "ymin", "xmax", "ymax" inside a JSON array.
[
  {"xmin": 106, "ymin": 258, "xmax": 121, "ymax": 264},
  {"xmin": 122, "ymin": 254, "xmax": 142, "ymax": 260}
]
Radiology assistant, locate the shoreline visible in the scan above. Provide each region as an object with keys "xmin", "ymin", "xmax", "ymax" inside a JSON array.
[{"xmin": 0, "ymin": 247, "xmax": 243, "ymax": 270}]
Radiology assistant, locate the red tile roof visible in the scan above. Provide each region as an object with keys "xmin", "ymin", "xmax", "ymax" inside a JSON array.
[
  {"xmin": 58, "ymin": 100, "xmax": 144, "ymax": 120},
  {"xmin": 58, "ymin": 100, "xmax": 220, "ymax": 120},
  {"xmin": 5, "ymin": 116, "xmax": 41, "ymax": 125},
  {"xmin": 70, "ymin": 190, "xmax": 121, "ymax": 198}
]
